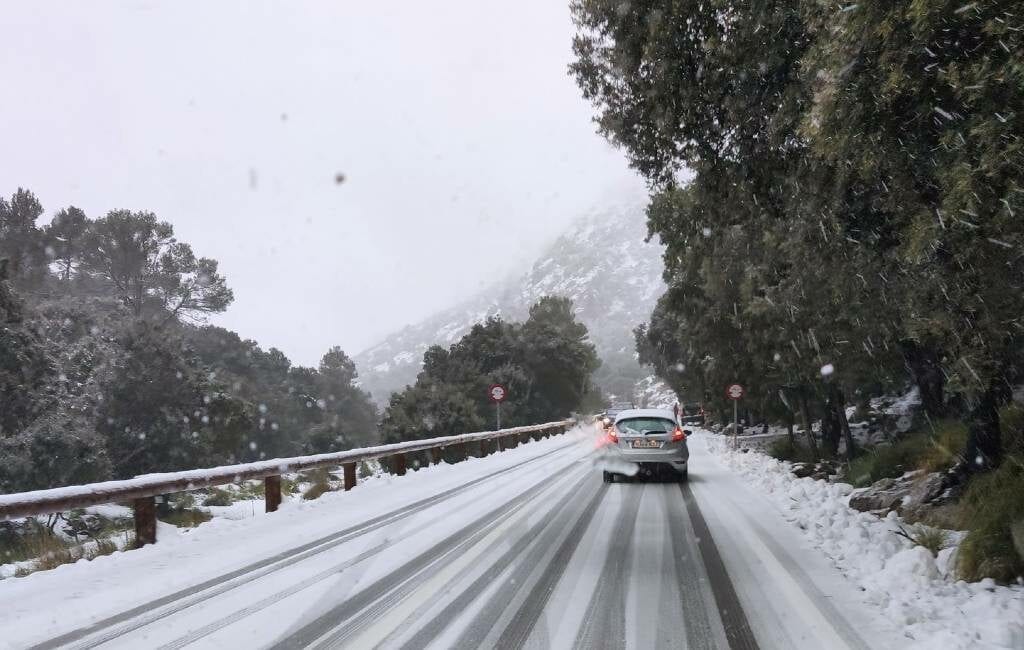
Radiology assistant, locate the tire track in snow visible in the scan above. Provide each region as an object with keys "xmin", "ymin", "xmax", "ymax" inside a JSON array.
[
  {"xmin": 490, "ymin": 476, "xmax": 608, "ymax": 649},
  {"xmin": 573, "ymin": 485, "xmax": 643, "ymax": 650},
  {"xmin": 679, "ymin": 482, "xmax": 759, "ymax": 650},
  {"xmin": 274, "ymin": 460, "xmax": 588, "ymax": 649},
  {"xmin": 382, "ymin": 470, "xmax": 602, "ymax": 649},
  {"xmin": 335, "ymin": 466, "xmax": 596, "ymax": 649},
  {"xmin": 662, "ymin": 482, "xmax": 727, "ymax": 650},
  {"xmin": 39, "ymin": 438, "xmax": 582, "ymax": 650},
  {"xmin": 449, "ymin": 475, "xmax": 608, "ymax": 649}
]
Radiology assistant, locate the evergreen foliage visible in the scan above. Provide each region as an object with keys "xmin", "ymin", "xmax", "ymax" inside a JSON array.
[
  {"xmin": 0, "ymin": 189, "xmax": 378, "ymax": 490},
  {"xmin": 572, "ymin": 0, "xmax": 1024, "ymax": 468},
  {"xmin": 381, "ymin": 296, "xmax": 600, "ymax": 442}
]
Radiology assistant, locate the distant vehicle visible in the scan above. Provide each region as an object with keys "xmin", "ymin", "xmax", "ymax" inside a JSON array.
[
  {"xmin": 598, "ymin": 400, "xmax": 636, "ymax": 429},
  {"xmin": 600, "ymin": 408, "xmax": 690, "ymax": 482},
  {"xmin": 678, "ymin": 402, "xmax": 706, "ymax": 426}
]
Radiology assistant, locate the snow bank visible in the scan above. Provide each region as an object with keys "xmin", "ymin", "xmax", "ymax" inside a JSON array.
[
  {"xmin": 0, "ymin": 419, "xmax": 573, "ymax": 518},
  {"xmin": 0, "ymin": 427, "xmax": 596, "ymax": 648},
  {"xmin": 705, "ymin": 435, "xmax": 1024, "ymax": 650}
]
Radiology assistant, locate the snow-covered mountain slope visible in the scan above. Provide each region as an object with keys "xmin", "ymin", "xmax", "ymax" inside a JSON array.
[{"xmin": 354, "ymin": 205, "xmax": 666, "ymax": 403}]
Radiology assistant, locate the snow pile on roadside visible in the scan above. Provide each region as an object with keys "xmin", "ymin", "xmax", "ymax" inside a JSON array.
[
  {"xmin": 705, "ymin": 435, "xmax": 1024, "ymax": 650},
  {"xmin": 0, "ymin": 427, "xmax": 593, "ymax": 586}
]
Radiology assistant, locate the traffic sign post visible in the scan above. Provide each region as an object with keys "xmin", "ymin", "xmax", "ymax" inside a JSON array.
[
  {"xmin": 726, "ymin": 383, "xmax": 745, "ymax": 450},
  {"xmin": 488, "ymin": 384, "xmax": 507, "ymax": 430}
]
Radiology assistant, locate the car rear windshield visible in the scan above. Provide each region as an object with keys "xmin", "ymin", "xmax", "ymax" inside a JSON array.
[{"xmin": 616, "ymin": 418, "xmax": 675, "ymax": 435}]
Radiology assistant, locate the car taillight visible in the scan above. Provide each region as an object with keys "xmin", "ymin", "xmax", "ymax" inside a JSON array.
[
  {"xmin": 607, "ymin": 430, "xmax": 619, "ymax": 444},
  {"xmin": 671, "ymin": 427, "xmax": 686, "ymax": 442}
]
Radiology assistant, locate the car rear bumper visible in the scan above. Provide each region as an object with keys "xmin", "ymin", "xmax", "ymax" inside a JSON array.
[{"xmin": 602, "ymin": 447, "xmax": 689, "ymax": 467}]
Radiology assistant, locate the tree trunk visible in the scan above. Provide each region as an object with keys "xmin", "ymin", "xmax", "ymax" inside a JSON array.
[
  {"xmin": 830, "ymin": 384, "xmax": 857, "ymax": 461},
  {"xmin": 963, "ymin": 385, "xmax": 1006, "ymax": 472},
  {"xmin": 798, "ymin": 387, "xmax": 819, "ymax": 458},
  {"xmin": 821, "ymin": 400, "xmax": 840, "ymax": 459},
  {"xmin": 900, "ymin": 340, "xmax": 946, "ymax": 417}
]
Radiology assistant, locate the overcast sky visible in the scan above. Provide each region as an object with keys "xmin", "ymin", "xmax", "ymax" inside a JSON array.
[{"xmin": 1, "ymin": 2, "xmax": 644, "ymax": 366}]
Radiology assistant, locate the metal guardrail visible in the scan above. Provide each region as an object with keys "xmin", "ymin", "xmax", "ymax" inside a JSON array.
[{"xmin": 0, "ymin": 419, "xmax": 574, "ymax": 545}]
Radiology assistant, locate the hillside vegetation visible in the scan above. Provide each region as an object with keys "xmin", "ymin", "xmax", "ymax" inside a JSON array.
[
  {"xmin": 355, "ymin": 206, "xmax": 664, "ymax": 403},
  {"xmin": 570, "ymin": 0, "xmax": 1023, "ymax": 580},
  {"xmin": 381, "ymin": 296, "xmax": 602, "ymax": 442},
  {"xmin": 0, "ymin": 189, "xmax": 377, "ymax": 493}
]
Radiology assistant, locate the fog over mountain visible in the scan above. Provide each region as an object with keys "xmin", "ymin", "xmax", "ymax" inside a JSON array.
[{"xmin": 354, "ymin": 204, "xmax": 666, "ymax": 404}]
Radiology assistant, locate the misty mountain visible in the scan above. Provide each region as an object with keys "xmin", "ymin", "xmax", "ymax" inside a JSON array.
[{"xmin": 354, "ymin": 205, "xmax": 666, "ymax": 404}]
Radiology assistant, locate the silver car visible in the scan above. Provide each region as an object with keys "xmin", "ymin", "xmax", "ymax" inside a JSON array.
[{"xmin": 601, "ymin": 408, "xmax": 690, "ymax": 482}]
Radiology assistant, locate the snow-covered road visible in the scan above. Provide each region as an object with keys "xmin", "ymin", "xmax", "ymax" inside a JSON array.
[{"xmin": 0, "ymin": 428, "xmax": 905, "ymax": 650}]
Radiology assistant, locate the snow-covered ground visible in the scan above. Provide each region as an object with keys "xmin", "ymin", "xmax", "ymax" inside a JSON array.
[
  {"xmin": 1, "ymin": 425, "xmax": 1013, "ymax": 649},
  {"xmin": 0, "ymin": 429, "xmax": 594, "ymax": 649},
  {"xmin": 705, "ymin": 433, "xmax": 1024, "ymax": 649}
]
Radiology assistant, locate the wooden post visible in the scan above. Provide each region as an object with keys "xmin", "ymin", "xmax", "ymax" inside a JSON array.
[
  {"xmin": 479, "ymin": 439, "xmax": 488, "ymax": 457},
  {"xmin": 133, "ymin": 496, "xmax": 157, "ymax": 547},
  {"xmin": 429, "ymin": 447, "xmax": 442, "ymax": 465},
  {"xmin": 392, "ymin": 453, "xmax": 406, "ymax": 476},
  {"xmin": 265, "ymin": 475, "xmax": 282, "ymax": 513},
  {"xmin": 498, "ymin": 436, "xmax": 506, "ymax": 452},
  {"xmin": 459, "ymin": 441, "xmax": 469, "ymax": 462},
  {"xmin": 343, "ymin": 462, "xmax": 356, "ymax": 491}
]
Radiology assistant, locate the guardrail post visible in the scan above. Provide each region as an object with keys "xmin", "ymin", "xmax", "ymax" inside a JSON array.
[
  {"xmin": 343, "ymin": 462, "xmax": 356, "ymax": 491},
  {"xmin": 497, "ymin": 436, "xmax": 506, "ymax": 452},
  {"xmin": 134, "ymin": 496, "xmax": 157, "ymax": 547},
  {"xmin": 459, "ymin": 442, "xmax": 469, "ymax": 462},
  {"xmin": 392, "ymin": 453, "xmax": 406, "ymax": 476},
  {"xmin": 265, "ymin": 475, "xmax": 282, "ymax": 513},
  {"xmin": 429, "ymin": 447, "xmax": 442, "ymax": 465},
  {"xmin": 479, "ymin": 439, "xmax": 488, "ymax": 457}
]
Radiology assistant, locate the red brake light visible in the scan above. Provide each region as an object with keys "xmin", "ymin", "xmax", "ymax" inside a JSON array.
[
  {"xmin": 672, "ymin": 427, "xmax": 686, "ymax": 442},
  {"xmin": 607, "ymin": 430, "xmax": 618, "ymax": 444}
]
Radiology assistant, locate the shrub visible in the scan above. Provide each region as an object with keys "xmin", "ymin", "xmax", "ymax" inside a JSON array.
[
  {"xmin": 235, "ymin": 480, "xmax": 265, "ymax": 500},
  {"xmin": 0, "ymin": 521, "xmax": 71, "ymax": 565},
  {"xmin": 92, "ymin": 537, "xmax": 118, "ymax": 558},
  {"xmin": 202, "ymin": 488, "xmax": 234, "ymax": 507},
  {"xmin": 767, "ymin": 437, "xmax": 815, "ymax": 463},
  {"xmin": 358, "ymin": 461, "xmax": 376, "ymax": 479},
  {"xmin": 896, "ymin": 524, "xmax": 949, "ymax": 557},
  {"xmin": 168, "ymin": 492, "xmax": 196, "ymax": 510},
  {"xmin": 957, "ymin": 460, "xmax": 1024, "ymax": 583},
  {"xmin": 1001, "ymin": 403, "xmax": 1024, "ymax": 458},
  {"xmin": 302, "ymin": 479, "xmax": 332, "ymax": 501},
  {"xmin": 845, "ymin": 440, "xmax": 918, "ymax": 487},
  {"xmin": 917, "ymin": 419, "xmax": 968, "ymax": 474},
  {"xmin": 299, "ymin": 467, "xmax": 331, "ymax": 484},
  {"xmin": 844, "ymin": 426, "xmax": 961, "ymax": 488},
  {"xmin": 159, "ymin": 508, "xmax": 212, "ymax": 528},
  {"xmin": 280, "ymin": 476, "xmax": 298, "ymax": 495}
]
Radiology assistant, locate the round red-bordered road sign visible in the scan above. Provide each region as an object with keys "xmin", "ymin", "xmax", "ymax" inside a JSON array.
[
  {"xmin": 488, "ymin": 384, "xmax": 507, "ymax": 403},
  {"xmin": 725, "ymin": 383, "xmax": 745, "ymax": 401}
]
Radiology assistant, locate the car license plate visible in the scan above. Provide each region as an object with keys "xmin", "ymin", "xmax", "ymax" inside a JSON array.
[{"xmin": 630, "ymin": 439, "xmax": 661, "ymax": 449}]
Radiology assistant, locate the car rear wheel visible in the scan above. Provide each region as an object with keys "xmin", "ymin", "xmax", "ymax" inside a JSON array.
[
  {"xmin": 602, "ymin": 471, "xmax": 614, "ymax": 484},
  {"xmin": 678, "ymin": 468, "xmax": 688, "ymax": 482}
]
